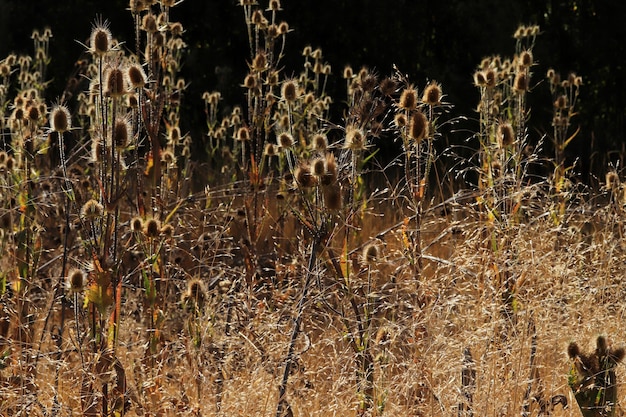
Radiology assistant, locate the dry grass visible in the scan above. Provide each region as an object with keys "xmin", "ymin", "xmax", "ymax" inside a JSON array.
[{"xmin": 0, "ymin": 2, "xmax": 625, "ymax": 417}]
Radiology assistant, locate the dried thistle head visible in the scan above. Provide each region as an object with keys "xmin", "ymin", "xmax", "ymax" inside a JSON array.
[
  {"xmin": 344, "ymin": 125, "xmax": 366, "ymax": 151},
  {"xmin": 398, "ymin": 87, "xmax": 418, "ymax": 111},
  {"xmin": 90, "ymin": 19, "xmax": 112, "ymax": 56},
  {"xmin": 81, "ymin": 199, "xmax": 104, "ymax": 220},
  {"xmin": 49, "ymin": 104, "xmax": 71, "ymax": 134},
  {"xmin": 422, "ymin": 81, "xmax": 442, "ymax": 106},
  {"xmin": 67, "ymin": 269, "xmax": 87, "ymax": 294},
  {"xmin": 408, "ymin": 111, "xmax": 428, "ymax": 142},
  {"xmin": 143, "ymin": 218, "xmax": 161, "ymax": 239}
]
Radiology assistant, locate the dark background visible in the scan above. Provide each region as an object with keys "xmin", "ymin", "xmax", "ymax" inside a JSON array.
[{"xmin": 1, "ymin": 0, "xmax": 624, "ymax": 183}]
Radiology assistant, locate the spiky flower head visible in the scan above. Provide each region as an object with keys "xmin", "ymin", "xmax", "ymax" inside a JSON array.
[
  {"xmin": 105, "ymin": 67, "xmax": 126, "ymax": 97},
  {"xmin": 408, "ymin": 111, "xmax": 428, "ymax": 142},
  {"xmin": 113, "ymin": 118, "xmax": 131, "ymax": 148},
  {"xmin": 497, "ymin": 122, "xmax": 515, "ymax": 147},
  {"xmin": 422, "ymin": 81, "xmax": 442, "ymax": 106},
  {"xmin": 344, "ymin": 125, "xmax": 366, "ymax": 151},
  {"xmin": 50, "ymin": 104, "xmax": 71, "ymax": 133},
  {"xmin": 278, "ymin": 132, "xmax": 295, "ymax": 149},
  {"xmin": 398, "ymin": 87, "xmax": 418, "ymax": 111},
  {"xmin": 130, "ymin": 216, "xmax": 144, "ymax": 233},
  {"xmin": 311, "ymin": 133, "xmax": 328, "ymax": 151},
  {"xmin": 362, "ymin": 243, "xmax": 380, "ymax": 266},
  {"xmin": 281, "ymin": 79, "xmax": 299, "ymax": 103},
  {"xmin": 81, "ymin": 199, "xmax": 104, "ymax": 220},
  {"xmin": 143, "ymin": 218, "xmax": 161, "ymax": 238},
  {"xmin": 67, "ymin": 269, "xmax": 87, "ymax": 294},
  {"xmin": 127, "ymin": 63, "xmax": 147, "ymax": 89},
  {"xmin": 90, "ymin": 19, "xmax": 112, "ymax": 56}
]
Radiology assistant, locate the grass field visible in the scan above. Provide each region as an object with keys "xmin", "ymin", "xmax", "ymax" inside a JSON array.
[{"xmin": 0, "ymin": 1, "xmax": 625, "ymax": 416}]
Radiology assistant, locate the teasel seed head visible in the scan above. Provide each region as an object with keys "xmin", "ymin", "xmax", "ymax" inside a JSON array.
[
  {"xmin": 278, "ymin": 132, "xmax": 294, "ymax": 148},
  {"xmin": 267, "ymin": 0, "xmax": 281, "ymax": 11},
  {"xmin": 127, "ymin": 63, "xmax": 147, "ymax": 89},
  {"xmin": 130, "ymin": 216, "xmax": 144, "ymax": 233},
  {"xmin": 143, "ymin": 218, "xmax": 161, "ymax": 238},
  {"xmin": 81, "ymin": 199, "xmax": 104, "ymax": 220},
  {"xmin": 251, "ymin": 52, "xmax": 267, "ymax": 72},
  {"xmin": 142, "ymin": 13, "xmax": 158, "ymax": 33},
  {"xmin": 473, "ymin": 71, "xmax": 487, "ymax": 87},
  {"xmin": 281, "ymin": 79, "xmax": 299, "ymax": 103},
  {"xmin": 184, "ymin": 279, "xmax": 206, "ymax": 309},
  {"xmin": 67, "ymin": 268, "xmax": 87, "ymax": 294},
  {"xmin": 398, "ymin": 87, "xmax": 418, "ymax": 111},
  {"xmin": 408, "ymin": 111, "xmax": 428, "ymax": 142},
  {"xmin": 90, "ymin": 20, "xmax": 112, "ymax": 56},
  {"xmin": 485, "ymin": 69, "xmax": 497, "ymax": 88},
  {"xmin": 235, "ymin": 126, "xmax": 251, "ymax": 142},
  {"xmin": 344, "ymin": 125, "xmax": 366, "ymax": 151},
  {"xmin": 596, "ymin": 335, "xmax": 609, "ymax": 356},
  {"xmin": 160, "ymin": 223, "xmax": 174, "ymax": 237},
  {"xmin": 491, "ymin": 160, "xmax": 502, "ymax": 178},
  {"xmin": 422, "ymin": 81, "xmax": 442, "ymax": 106},
  {"xmin": 321, "ymin": 153, "xmax": 338, "ymax": 186},
  {"xmin": 497, "ymin": 122, "xmax": 515, "ymax": 147},
  {"xmin": 519, "ymin": 50, "xmax": 533, "ymax": 67},
  {"xmin": 362, "ymin": 243, "xmax": 380, "ymax": 266},
  {"xmin": 50, "ymin": 104, "xmax": 71, "ymax": 134},
  {"xmin": 311, "ymin": 133, "xmax": 328, "ymax": 151},
  {"xmin": 264, "ymin": 143, "xmax": 278, "ymax": 156},
  {"xmin": 113, "ymin": 118, "xmax": 131, "ymax": 148},
  {"xmin": 394, "ymin": 113, "xmax": 408, "ymax": 129},
  {"xmin": 312, "ymin": 157, "xmax": 326, "ymax": 177},
  {"xmin": 295, "ymin": 164, "xmax": 317, "ymax": 188},
  {"xmin": 605, "ymin": 171, "xmax": 620, "ymax": 191},
  {"xmin": 105, "ymin": 67, "xmax": 126, "ymax": 97},
  {"xmin": 513, "ymin": 71, "xmax": 529, "ymax": 93},
  {"xmin": 278, "ymin": 21, "xmax": 290, "ymax": 35},
  {"xmin": 567, "ymin": 342, "xmax": 580, "ymax": 359}
]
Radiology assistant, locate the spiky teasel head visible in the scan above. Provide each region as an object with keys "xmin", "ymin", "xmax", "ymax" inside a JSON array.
[
  {"xmin": 496, "ymin": 121, "xmax": 515, "ymax": 148},
  {"xmin": 344, "ymin": 125, "xmax": 366, "ymax": 151},
  {"xmin": 49, "ymin": 104, "xmax": 71, "ymax": 134},
  {"xmin": 422, "ymin": 81, "xmax": 442, "ymax": 106},
  {"xmin": 294, "ymin": 164, "xmax": 317, "ymax": 188},
  {"xmin": 278, "ymin": 131, "xmax": 294, "ymax": 149},
  {"xmin": 311, "ymin": 133, "xmax": 328, "ymax": 151},
  {"xmin": 398, "ymin": 87, "xmax": 418, "ymax": 111},
  {"xmin": 143, "ymin": 218, "xmax": 161, "ymax": 239},
  {"xmin": 141, "ymin": 13, "xmax": 158, "ymax": 33},
  {"xmin": 518, "ymin": 50, "xmax": 533, "ymax": 68},
  {"xmin": 182, "ymin": 279, "xmax": 206, "ymax": 310},
  {"xmin": 90, "ymin": 19, "xmax": 112, "ymax": 56},
  {"xmin": 361, "ymin": 242, "xmax": 381, "ymax": 266},
  {"xmin": 105, "ymin": 66, "xmax": 126, "ymax": 98},
  {"xmin": 235, "ymin": 126, "xmax": 251, "ymax": 142},
  {"xmin": 513, "ymin": 71, "xmax": 529, "ymax": 93},
  {"xmin": 408, "ymin": 111, "xmax": 428, "ymax": 142},
  {"xmin": 605, "ymin": 171, "xmax": 620, "ymax": 192},
  {"xmin": 281, "ymin": 79, "xmax": 299, "ymax": 103},
  {"xmin": 130, "ymin": 216, "xmax": 144, "ymax": 233},
  {"xmin": 81, "ymin": 199, "xmax": 104, "ymax": 220},
  {"xmin": 394, "ymin": 113, "xmax": 408, "ymax": 129},
  {"xmin": 127, "ymin": 62, "xmax": 147, "ymax": 89},
  {"xmin": 67, "ymin": 268, "xmax": 87, "ymax": 294},
  {"xmin": 312, "ymin": 157, "xmax": 326, "ymax": 177},
  {"xmin": 112, "ymin": 118, "xmax": 132, "ymax": 148}
]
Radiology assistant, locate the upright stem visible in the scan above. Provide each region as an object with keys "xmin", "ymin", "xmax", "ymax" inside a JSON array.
[{"xmin": 276, "ymin": 236, "xmax": 321, "ymax": 417}]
